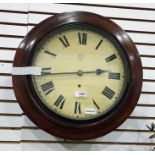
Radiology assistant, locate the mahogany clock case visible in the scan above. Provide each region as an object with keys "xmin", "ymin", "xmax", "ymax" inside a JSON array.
[{"xmin": 12, "ymin": 12, "xmax": 143, "ymax": 140}]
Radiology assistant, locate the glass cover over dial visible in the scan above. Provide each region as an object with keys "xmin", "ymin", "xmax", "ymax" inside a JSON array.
[{"xmin": 31, "ymin": 24, "xmax": 128, "ymax": 121}]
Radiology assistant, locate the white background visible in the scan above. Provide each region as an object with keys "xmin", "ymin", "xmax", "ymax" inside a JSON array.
[{"xmin": 0, "ymin": 3, "xmax": 155, "ymax": 151}]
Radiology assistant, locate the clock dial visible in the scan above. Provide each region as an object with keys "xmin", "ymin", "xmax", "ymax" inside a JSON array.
[{"xmin": 31, "ymin": 24, "xmax": 128, "ymax": 120}]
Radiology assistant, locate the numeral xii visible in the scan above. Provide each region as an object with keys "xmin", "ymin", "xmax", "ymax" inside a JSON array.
[{"xmin": 78, "ymin": 32, "xmax": 87, "ymax": 45}]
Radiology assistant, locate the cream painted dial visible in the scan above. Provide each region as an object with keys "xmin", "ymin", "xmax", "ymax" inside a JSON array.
[{"xmin": 31, "ymin": 24, "xmax": 128, "ymax": 120}]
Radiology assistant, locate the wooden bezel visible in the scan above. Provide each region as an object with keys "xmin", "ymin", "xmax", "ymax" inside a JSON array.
[{"xmin": 12, "ymin": 12, "xmax": 142, "ymax": 140}]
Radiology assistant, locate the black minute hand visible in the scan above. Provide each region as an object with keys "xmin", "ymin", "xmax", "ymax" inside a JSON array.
[{"xmin": 42, "ymin": 69, "xmax": 109, "ymax": 76}]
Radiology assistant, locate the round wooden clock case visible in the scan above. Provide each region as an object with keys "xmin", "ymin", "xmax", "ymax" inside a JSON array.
[{"xmin": 12, "ymin": 12, "xmax": 142, "ymax": 140}]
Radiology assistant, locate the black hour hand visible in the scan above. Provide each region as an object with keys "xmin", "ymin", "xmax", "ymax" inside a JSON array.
[{"xmin": 96, "ymin": 69, "xmax": 109, "ymax": 75}]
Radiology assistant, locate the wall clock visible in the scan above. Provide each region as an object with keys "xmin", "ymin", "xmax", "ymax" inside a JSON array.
[{"xmin": 12, "ymin": 11, "xmax": 142, "ymax": 140}]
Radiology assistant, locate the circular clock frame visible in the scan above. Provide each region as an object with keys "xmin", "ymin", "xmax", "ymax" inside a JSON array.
[{"xmin": 12, "ymin": 12, "xmax": 142, "ymax": 140}]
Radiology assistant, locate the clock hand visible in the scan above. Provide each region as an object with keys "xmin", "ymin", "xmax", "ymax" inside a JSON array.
[
  {"xmin": 41, "ymin": 69, "xmax": 109, "ymax": 76},
  {"xmin": 83, "ymin": 69, "xmax": 109, "ymax": 75},
  {"xmin": 46, "ymin": 71, "xmax": 78, "ymax": 75}
]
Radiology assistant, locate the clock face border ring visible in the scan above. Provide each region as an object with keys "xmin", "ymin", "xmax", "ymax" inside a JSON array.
[{"xmin": 12, "ymin": 11, "xmax": 142, "ymax": 140}]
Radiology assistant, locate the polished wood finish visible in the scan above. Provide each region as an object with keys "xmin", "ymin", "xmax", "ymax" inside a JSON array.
[{"xmin": 12, "ymin": 12, "xmax": 142, "ymax": 140}]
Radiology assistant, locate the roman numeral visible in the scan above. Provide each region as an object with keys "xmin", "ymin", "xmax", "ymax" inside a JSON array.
[
  {"xmin": 44, "ymin": 50, "xmax": 57, "ymax": 57},
  {"xmin": 59, "ymin": 35, "xmax": 70, "ymax": 47},
  {"xmin": 102, "ymin": 86, "xmax": 115, "ymax": 99},
  {"xmin": 109, "ymin": 72, "xmax": 120, "ymax": 80},
  {"xmin": 74, "ymin": 102, "xmax": 81, "ymax": 114},
  {"xmin": 92, "ymin": 99, "xmax": 100, "ymax": 109},
  {"xmin": 41, "ymin": 67, "xmax": 52, "ymax": 75},
  {"xmin": 105, "ymin": 54, "xmax": 117, "ymax": 62},
  {"xmin": 78, "ymin": 32, "xmax": 87, "ymax": 45},
  {"xmin": 41, "ymin": 81, "xmax": 54, "ymax": 95},
  {"xmin": 95, "ymin": 39, "xmax": 103, "ymax": 50},
  {"xmin": 54, "ymin": 95, "xmax": 65, "ymax": 109}
]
